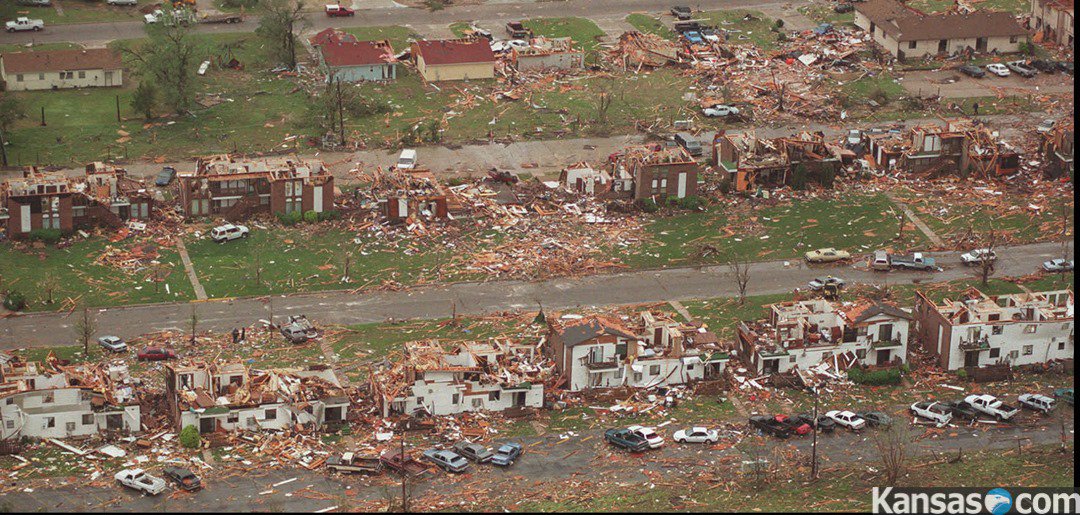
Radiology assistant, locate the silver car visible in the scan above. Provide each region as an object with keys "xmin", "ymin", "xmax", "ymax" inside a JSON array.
[
  {"xmin": 98, "ymin": 336, "xmax": 128, "ymax": 352},
  {"xmin": 1042, "ymin": 258, "xmax": 1073, "ymax": 272}
]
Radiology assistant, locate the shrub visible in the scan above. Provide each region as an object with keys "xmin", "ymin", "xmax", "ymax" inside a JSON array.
[
  {"xmin": 27, "ymin": 228, "xmax": 63, "ymax": 244},
  {"xmin": 317, "ymin": 210, "xmax": 339, "ymax": 222},
  {"xmin": 277, "ymin": 211, "xmax": 303, "ymax": 226},
  {"xmin": 303, "ymin": 210, "xmax": 319, "ymax": 224},
  {"xmin": 676, "ymin": 195, "xmax": 705, "ymax": 211},
  {"xmin": 774, "ymin": 19, "xmax": 785, "ymax": 29},
  {"xmin": 3, "ymin": 291, "xmax": 27, "ymax": 312},
  {"xmin": 718, "ymin": 176, "xmax": 732, "ymax": 195},
  {"xmin": 848, "ymin": 366, "xmax": 902, "ymax": 386},
  {"xmin": 956, "ymin": 368, "xmax": 969, "ymax": 379},
  {"xmin": 636, "ymin": 198, "xmax": 659, "ymax": 213},
  {"xmin": 179, "ymin": 425, "xmax": 200, "ymax": 449}
]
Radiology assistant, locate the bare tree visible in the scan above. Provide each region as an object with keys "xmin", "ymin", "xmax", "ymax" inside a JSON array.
[
  {"xmin": 256, "ymin": 0, "xmax": 310, "ymax": 70},
  {"xmin": 728, "ymin": 256, "xmax": 752, "ymax": 306},
  {"xmin": 38, "ymin": 276, "xmax": 60, "ymax": 305},
  {"xmin": 341, "ymin": 251, "xmax": 352, "ymax": 283},
  {"xmin": 974, "ymin": 227, "xmax": 997, "ymax": 286},
  {"xmin": 893, "ymin": 207, "xmax": 906, "ymax": 242},
  {"xmin": 149, "ymin": 264, "xmax": 169, "ymax": 294},
  {"xmin": 250, "ymin": 252, "xmax": 265, "ymax": 286},
  {"xmin": 74, "ymin": 306, "xmax": 96, "ymax": 356},
  {"xmin": 873, "ymin": 423, "xmax": 911, "ymax": 486},
  {"xmin": 188, "ymin": 305, "xmax": 199, "ymax": 344}
]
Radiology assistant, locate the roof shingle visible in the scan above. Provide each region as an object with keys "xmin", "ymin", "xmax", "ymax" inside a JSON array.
[
  {"xmin": 413, "ymin": 38, "xmax": 495, "ymax": 66},
  {"xmin": 1, "ymin": 48, "xmax": 123, "ymax": 75}
]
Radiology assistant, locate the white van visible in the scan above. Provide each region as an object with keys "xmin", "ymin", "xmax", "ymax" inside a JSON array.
[{"xmin": 397, "ymin": 149, "xmax": 417, "ymax": 170}]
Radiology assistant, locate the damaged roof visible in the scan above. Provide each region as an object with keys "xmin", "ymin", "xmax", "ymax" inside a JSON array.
[
  {"xmin": 856, "ymin": 0, "xmax": 1028, "ymax": 41},
  {"xmin": 553, "ymin": 316, "xmax": 638, "ymax": 347},
  {"xmin": 413, "ymin": 38, "xmax": 496, "ymax": 65},
  {"xmin": 319, "ymin": 40, "xmax": 396, "ymax": 68}
]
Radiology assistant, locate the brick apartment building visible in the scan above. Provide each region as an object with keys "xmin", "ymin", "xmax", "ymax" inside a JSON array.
[{"xmin": 177, "ymin": 155, "xmax": 334, "ymax": 220}]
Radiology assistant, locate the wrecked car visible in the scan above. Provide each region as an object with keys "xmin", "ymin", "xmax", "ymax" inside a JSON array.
[
  {"xmin": 604, "ymin": 428, "xmax": 650, "ymax": 451},
  {"xmin": 326, "ymin": 452, "xmax": 383, "ymax": 474},
  {"xmin": 1017, "ymin": 393, "xmax": 1056, "ymax": 414},
  {"xmin": 280, "ymin": 315, "xmax": 318, "ymax": 343},
  {"xmin": 808, "ymin": 276, "xmax": 846, "ymax": 291},
  {"xmin": 1053, "ymin": 388, "xmax": 1074, "ymax": 405},
  {"xmin": 115, "ymin": 468, "xmax": 167, "ymax": 496},
  {"xmin": 422, "ymin": 449, "xmax": 470, "ymax": 473},
  {"xmin": 858, "ymin": 411, "xmax": 893, "ymax": 428},
  {"xmin": 162, "ymin": 467, "xmax": 202, "ymax": 491},
  {"xmin": 964, "ymin": 394, "xmax": 1019, "ymax": 421},
  {"xmin": 909, "ymin": 401, "xmax": 953, "ymax": 427},
  {"xmin": 380, "ymin": 450, "xmax": 429, "ymax": 477},
  {"xmin": 452, "ymin": 441, "xmax": 495, "ymax": 463},
  {"xmin": 825, "ymin": 410, "xmax": 866, "ymax": 430},
  {"xmin": 749, "ymin": 415, "xmax": 791, "ymax": 438}
]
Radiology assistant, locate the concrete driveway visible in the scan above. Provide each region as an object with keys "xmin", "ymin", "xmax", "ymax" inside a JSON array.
[{"xmin": 899, "ymin": 69, "xmax": 1076, "ymax": 99}]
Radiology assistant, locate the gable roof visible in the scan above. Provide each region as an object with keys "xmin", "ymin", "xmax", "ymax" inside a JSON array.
[
  {"xmin": 413, "ymin": 38, "xmax": 495, "ymax": 66},
  {"xmin": 1, "ymin": 48, "xmax": 123, "ymax": 75},
  {"xmin": 319, "ymin": 40, "xmax": 396, "ymax": 68},
  {"xmin": 842, "ymin": 302, "xmax": 913, "ymax": 324},
  {"xmin": 856, "ymin": 0, "xmax": 1028, "ymax": 42},
  {"xmin": 554, "ymin": 316, "xmax": 638, "ymax": 347}
]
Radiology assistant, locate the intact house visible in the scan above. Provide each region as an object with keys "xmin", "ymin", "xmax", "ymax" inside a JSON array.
[
  {"xmin": 1, "ymin": 48, "xmax": 122, "ymax": 91},
  {"xmin": 369, "ymin": 340, "xmax": 548, "ymax": 417},
  {"xmin": 511, "ymin": 37, "xmax": 584, "ymax": 71},
  {"xmin": 735, "ymin": 299, "xmax": 913, "ymax": 376},
  {"xmin": 309, "ymin": 28, "xmax": 397, "ymax": 82},
  {"xmin": 608, "ymin": 145, "xmax": 700, "ymax": 201},
  {"xmin": 1, "ymin": 352, "xmax": 140, "ymax": 440},
  {"xmin": 1031, "ymin": 0, "xmax": 1074, "ymax": 48},
  {"xmin": 1039, "ymin": 121, "xmax": 1074, "ymax": 179},
  {"xmin": 412, "ymin": 38, "xmax": 496, "ymax": 82},
  {"xmin": 164, "ymin": 362, "xmax": 350, "ymax": 434},
  {"xmin": 854, "ymin": 0, "xmax": 1028, "ymax": 61},
  {"xmin": 914, "ymin": 288, "xmax": 1074, "ymax": 371},
  {"xmin": 177, "ymin": 155, "xmax": 334, "ymax": 220},
  {"xmin": 714, "ymin": 132, "xmax": 843, "ymax": 193},
  {"xmin": 863, "ymin": 119, "xmax": 1020, "ymax": 179},
  {"xmin": 1, "ymin": 163, "xmax": 153, "ymax": 239},
  {"xmin": 543, "ymin": 312, "xmax": 729, "ymax": 392}
]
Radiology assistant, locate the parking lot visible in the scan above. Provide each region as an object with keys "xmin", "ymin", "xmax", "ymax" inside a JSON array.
[{"xmin": 900, "ymin": 67, "xmax": 1076, "ymax": 98}]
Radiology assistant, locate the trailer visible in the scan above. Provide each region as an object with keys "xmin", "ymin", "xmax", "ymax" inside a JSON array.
[{"xmin": 200, "ymin": 12, "xmax": 244, "ymax": 24}]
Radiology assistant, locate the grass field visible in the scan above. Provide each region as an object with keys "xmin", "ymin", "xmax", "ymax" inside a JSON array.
[
  {"xmin": 699, "ymin": 10, "xmax": 781, "ymax": 51},
  {"xmin": 342, "ymin": 25, "xmax": 421, "ymax": 53},
  {"xmin": 892, "ymin": 187, "xmax": 1074, "ymax": 246},
  {"xmin": 798, "ymin": 4, "xmax": 857, "ymax": 26},
  {"xmin": 625, "ymin": 13, "xmax": 677, "ymax": 40},
  {"xmin": 522, "ymin": 17, "xmax": 607, "ymax": 54},
  {"xmin": 1, "ymin": 1, "xmax": 154, "ymax": 26}
]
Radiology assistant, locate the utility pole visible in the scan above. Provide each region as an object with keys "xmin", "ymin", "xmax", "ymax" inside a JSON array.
[
  {"xmin": 400, "ymin": 419, "xmax": 409, "ymax": 512},
  {"xmin": 116, "ymin": 95, "xmax": 121, "ymax": 123},
  {"xmin": 0, "ymin": 128, "xmax": 8, "ymax": 167},
  {"xmin": 335, "ymin": 78, "xmax": 345, "ymax": 145},
  {"xmin": 811, "ymin": 385, "xmax": 819, "ymax": 480},
  {"xmin": 40, "ymin": 106, "xmax": 46, "ymax": 126}
]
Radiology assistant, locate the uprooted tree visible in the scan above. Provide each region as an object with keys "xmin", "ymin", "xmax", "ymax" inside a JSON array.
[
  {"xmin": 121, "ymin": 10, "xmax": 201, "ymax": 114},
  {"xmin": 256, "ymin": 0, "xmax": 310, "ymax": 70}
]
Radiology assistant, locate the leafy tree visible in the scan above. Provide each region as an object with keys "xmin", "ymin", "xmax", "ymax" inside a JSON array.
[
  {"xmin": 0, "ymin": 91, "xmax": 23, "ymax": 132},
  {"xmin": 256, "ymin": 0, "xmax": 310, "ymax": 69},
  {"xmin": 121, "ymin": 8, "xmax": 201, "ymax": 113},
  {"xmin": 179, "ymin": 425, "xmax": 201, "ymax": 449},
  {"xmin": 130, "ymin": 81, "xmax": 158, "ymax": 120}
]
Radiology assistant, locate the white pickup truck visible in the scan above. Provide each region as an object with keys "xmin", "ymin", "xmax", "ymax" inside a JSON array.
[
  {"xmin": 115, "ymin": 468, "xmax": 167, "ymax": 496},
  {"xmin": 6, "ymin": 17, "xmax": 45, "ymax": 32},
  {"xmin": 964, "ymin": 394, "xmax": 1019, "ymax": 421}
]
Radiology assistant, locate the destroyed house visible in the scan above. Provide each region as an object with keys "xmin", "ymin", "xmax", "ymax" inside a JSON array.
[
  {"xmin": 1040, "ymin": 122, "xmax": 1074, "ymax": 179},
  {"xmin": 412, "ymin": 38, "xmax": 496, "ymax": 82},
  {"xmin": 1031, "ymin": 0, "xmax": 1074, "ymax": 48},
  {"xmin": 610, "ymin": 145, "xmax": 700, "ymax": 201},
  {"xmin": 376, "ymin": 168, "xmax": 461, "ymax": 222},
  {"xmin": 544, "ymin": 312, "xmax": 728, "ymax": 392},
  {"xmin": 914, "ymin": 288, "xmax": 1074, "ymax": 371},
  {"xmin": 714, "ymin": 132, "xmax": 841, "ymax": 192},
  {"xmin": 177, "ymin": 155, "xmax": 334, "ymax": 220},
  {"xmin": 864, "ymin": 120, "xmax": 1019, "ymax": 178},
  {"xmin": 613, "ymin": 31, "xmax": 680, "ymax": 69},
  {"xmin": 1, "ymin": 353, "xmax": 140, "ymax": 439},
  {"xmin": 854, "ymin": 0, "xmax": 1027, "ymax": 61},
  {"xmin": 309, "ymin": 29, "xmax": 397, "ymax": 83},
  {"xmin": 1, "ymin": 164, "xmax": 152, "ymax": 238},
  {"xmin": 735, "ymin": 299, "xmax": 912, "ymax": 376},
  {"xmin": 370, "ymin": 340, "xmax": 546, "ymax": 417},
  {"xmin": 559, "ymin": 162, "xmax": 628, "ymax": 197},
  {"xmin": 164, "ymin": 362, "xmax": 349, "ymax": 434},
  {"xmin": 511, "ymin": 37, "xmax": 584, "ymax": 71}
]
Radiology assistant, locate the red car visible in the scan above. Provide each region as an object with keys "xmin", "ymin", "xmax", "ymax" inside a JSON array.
[
  {"xmin": 137, "ymin": 347, "xmax": 177, "ymax": 361},
  {"xmin": 325, "ymin": 4, "xmax": 354, "ymax": 17},
  {"xmin": 775, "ymin": 414, "xmax": 812, "ymax": 436}
]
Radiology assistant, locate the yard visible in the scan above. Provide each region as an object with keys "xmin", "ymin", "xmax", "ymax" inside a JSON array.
[
  {"xmin": 521, "ymin": 17, "xmax": 607, "ymax": 54},
  {"xmin": 698, "ymin": 9, "xmax": 782, "ymax": 51},
  {"xmin": 625, "ymin": 13, "xmax": 677, "ymax": 41}
]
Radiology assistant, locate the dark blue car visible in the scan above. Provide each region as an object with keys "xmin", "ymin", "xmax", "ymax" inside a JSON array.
[{"xmin": 155, "ymin": 166, "xmax": 176, "ymax": 187}]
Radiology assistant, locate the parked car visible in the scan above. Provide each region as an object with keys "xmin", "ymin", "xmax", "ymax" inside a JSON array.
[
  {"xmin": 834, "ymin": 3, "xmax": 855, "ymax": 13},
  {"xmin": 490, "ymin": 442, "xmax": 523, "ymax": 466},
  {"xmin": 162, "ymin": 467, "xmax": 201, "ymax": 491},
  {"xmin": 452, "ymin": 442, "xmax": 494, "ymax": 463},
  {"xmin": 98, "ymin": 336, "xmax": 128, "ymax": 353},
  {"xmin": 1030, "ymin": 59, "xmax": 1057, "ymax": 73},
  {"xmin": 888, "ymin": 252, "xmax": 937, "ymax": 271},
  {"xmin": 627, "ymin": 425, "xmax": 664, "ymax": 449},
  {"xmin": 106, "ymin": 0, "xmax": 138, "ymax": 5},
  {"xmin": 674, "ymin": 132, "xmax": 704, "ymax": 156},
  {"xmin": 776, "ymin": 415, "xmax": 812, "ymax": 435},
  {"xmin": 671, "ymin": 6, "xmax": 693, "ymax": 20},
  {"xmin": 604, "ymin": 428, "xmax": 649, "ymax": 451},
  {"xmin": 960, "ymin": 248, "xmax": 996, "ymax": 266},
  {"xmin": 209, "ymin": 223, "xmax": 249, "ymax": 243},
  {"xmin": 18, "ymin": 0, "xmax": 52, "ymax": 6},
  {"xmin": 379, "ymin": 450, "xmax": 429, "ymax": 477},
  {"xmin": 326, "ymin": 452, "xmax": 382, "ymax": 474},
  {"xmin": 941, "ymin": 400, "xmax": 980, "ymax": 421},
  {"xmin": 422, "ymin": 449, "xmax": 470, "ymax": 473},
  {"xmin": 1005, "ymin": 60, "xmax": 1037, "ymax": 78},
  {"xmin": 115, "ymin": 468, "xmax": 167, "ymax": 495},
  {"xmin": 804, "ymin": 248, "xmax": 850, "ymax": 263},
  {"xmin": 985, "ymin": 63, "xmax": 1010, "ymax": 77},
  {"xmin": 795, "ymin": 413, "xmax": 835, "ymax": 433},
  {"xmin": 673, "ymin": 427, "xmax": 719, "ymax": 444},
  {"xmin": 1053, "ymin": 388, "xmax": 1074, "ymax": 405},
  {"xmin": 397, "ymin": 148, "xmax": 417, "ymax": 170},
  {"xmin": 870, "ymin": 250, "xmax": 891, "ymax": 270},
  {"xmin": 324, "ymin": 4, "xmax": 355, "ymax": 16},
  {"xmin": 845, "ymin": 129, "xmax": 863, "ymax": 148},
  {"xmin": 154, "ymin": 166, "xmax": 177, "ymax": 187},
  {"xmin": 964, "ymin": 394, "xmax": 1019, "ymax": 420},
  {"xmin": 702, "ymin": 105, "xmax": 740, "ymax": 117},
  {"xmin": 909, "ymin": 401, "xmax": 953, "ymax": 427},
  {"xmin": 1017, "ymin": 393, "xmax": 1056, "ymax": 414},
  {"xmin": 1055, "ymin": 61, "xmax": 1073, "ymax": 74},
  {"xmin": 808, "ymin": 276, "xmax": 846, "ymax": 291},
  {"xmin": 959, "ymin": 65, "xmax": 986, "ymax": 78},
  {"xmin": 749, "ymin": 415, "xmax": 791, "ymax": 438},
  {"xmin": 1036, "ymin": 119, "xmax": 1057, "ymax": 134},
  {"xmin": 1042, "ymin": 258, "xmax": 1074, "ymax": 272},
  {"xmin": 6, "ymin": 17, "xmax": 45, "ymax": 32},
  {"xmin": 137, "ymin": 347, "xmax": 177, "ymax": 361},
  {"xmin": 859, "ymin": 411, "xmax": 893, "ymax": 428},
  {"xmin": 825, "ymin": 410, "xmax": 866, "ymax": 430}
]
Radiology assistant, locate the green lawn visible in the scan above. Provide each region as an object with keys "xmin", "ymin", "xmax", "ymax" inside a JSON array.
[
  {"xmin": 698, "ymin": 10, "xmax": 781, "ymax": 51},
  {"xmin": 1, "ymin": 1, "xmax": 155, "ymax": 26},
  {"xmin": 798, "ymin": 4, "xmax": 856, "ymax": 26},
  {"xmin": 625, "ymin": 13, "xmax": 677, "ymax": 40},
  {"xmin": 522, "ymin": 17, "xmax": 607, "ymax": 54},
  {"xmin": 892, "ymin": 187, "xmax": 1074, "ymax": 246},
  {"xmin": 909, "ymin": 0, "xmax": 1030, "ymax": 13}
]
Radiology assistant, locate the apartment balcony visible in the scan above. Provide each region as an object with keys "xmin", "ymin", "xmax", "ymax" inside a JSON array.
[
  {"xmin": 584, "ymin": 360, "xmax": 620, "ymax": 373},
  {"xmin": 871, "ymin": 338, "xmax": 904, "ymax": 349},
  {"xmin": 959, "ymin": 336, "xmax": 991, "ymax": 352}
]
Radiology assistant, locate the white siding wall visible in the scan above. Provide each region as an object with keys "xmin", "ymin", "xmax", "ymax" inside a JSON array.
[
  {"xmin": 945, "ymin": 320, "xmax": 1074, "ymax": 370},
  {"xmin": 4, "ymin": 68, "xmax": 123, "ymax": 91}
]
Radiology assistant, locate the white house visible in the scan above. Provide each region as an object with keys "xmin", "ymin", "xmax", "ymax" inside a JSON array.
[
  {"xmin": 854, "ymin": 0, "xmax": 1028, "ymax": 61},
  {"xmin": 165, "ymin": 362, "xmax": 350, "ymax": 434},
  {"xmin": 914, "ymin": 288, "xmax": 1074, "ymax": 370},
  {"xmin": 736, "ymin": 299, "xmax": 913, "ymax": 375},
  {"xmin": 1, "ymin": 48, "xmax": 123, "ymax": 91},
  {"xmin": 372, "ymin": 340, "xmax": 547, "ymax": 417}
]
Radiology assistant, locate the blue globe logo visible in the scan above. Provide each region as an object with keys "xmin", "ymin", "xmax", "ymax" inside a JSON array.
[{"xmin": 984, "ymin": 488, "xmax": 1012, "ymax": 515}]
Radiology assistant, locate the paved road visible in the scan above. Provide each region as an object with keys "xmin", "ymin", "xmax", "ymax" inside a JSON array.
[
  {"xmin": 1, "ymin": 406, "xmax": 1072, "ymax": 511},
  {"xmin": 0, "ymin": 0, "xmax": 789, "ymax": 46},
  {"xmin": 0, "ymin": 241, "xmax": 1070, "ymax": 348}
]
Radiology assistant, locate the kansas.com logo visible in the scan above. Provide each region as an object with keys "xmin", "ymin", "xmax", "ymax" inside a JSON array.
[{"xmin": 872, "ymin": 487, "xmax": 1080, "ymax": 514}]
